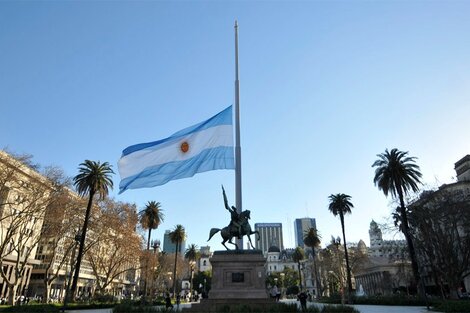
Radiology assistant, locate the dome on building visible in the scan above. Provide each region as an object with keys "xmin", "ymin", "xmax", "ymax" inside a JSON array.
[
  {"xmin": 357, "ymin": 239, "xmax": 367, "ymax": 254},
  {"xmin": 268, "ymin": 245, "xmax": 280, "ymax": 253}
]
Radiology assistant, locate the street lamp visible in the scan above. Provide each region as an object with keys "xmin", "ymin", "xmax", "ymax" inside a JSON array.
[
  {"xmin": 203, "ymin": 278, "xmax": 207, "ymax": 297},
  {"xmin": 166, "ymin": 272, "xmax": 173, "ymax": 294},
  {"xmin": 189, "ymin": 260, "xmax": 196, "ymax": 301},
  {"xmin": 152, "ymin": 240, "xmax": 161, "ymax": 254},
  {"xmin": 279, "ymin": 272, "xmax": 285, "ymax": 299}
]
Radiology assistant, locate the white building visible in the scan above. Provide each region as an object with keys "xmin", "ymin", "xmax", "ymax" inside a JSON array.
[
  {"xmin": 368, "ymin": 220, "xmax": 407, "ymax": 260},
  {"xmin": 198, "ymin": 246, "xmax": 212, "ymax": 273}
]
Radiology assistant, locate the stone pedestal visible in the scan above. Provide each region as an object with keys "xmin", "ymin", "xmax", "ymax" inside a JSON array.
[
  {"xmin": 185, "ymin": 250, "xmax": 275, "ymax": 312},
  {"xmin": 209, "ymin": 250, "xmax": 268, "ymax": 299}
]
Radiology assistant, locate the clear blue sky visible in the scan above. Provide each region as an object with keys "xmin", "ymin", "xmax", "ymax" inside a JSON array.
[{"xmin": 2, "ymin": 1, "xmax": 470, "ymax": 251}]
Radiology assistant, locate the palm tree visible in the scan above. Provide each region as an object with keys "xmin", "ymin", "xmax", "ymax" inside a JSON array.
[
  {"xmin": 184, "ymin": 244, "xmax": 199, "ymax": 263},
  {"xmin": 303, "ymin": 228, "xmax": 321, "ymax": 298},
  {"xmin": 70, "ymin": 160, "xmax": 114, "ymax": 301},
  {"xmin": 185, "ymin": 244, "xmax": 199, "ymax": 299},
  {"xmin": 169, "ymin": 224, "xmax": 186, "ymax": 298},
  {"xmin": 139, "ymin": 201, "xmax": 164, "ymax": 302},
  {"xmin": 372, "ymin": 148, "xmax": 422, "ymax": 288},
  {"xmin": 140, "ymin": 201, "xmax": 164, "ymax": 250},
  {"xmin": 328, "ymin": 193, "xmax": 353, "ymax": 303},
  {"xmin": 292, "ymin": 247, "xmax": 305, "ymax": 291}
]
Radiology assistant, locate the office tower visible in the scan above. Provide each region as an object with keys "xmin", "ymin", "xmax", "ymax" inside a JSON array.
[
  {"xmin": 254, "ymin": 223, "xmax": 283, "ymax": 253},
  {"xmin": 162, "ymin": 229, "xmax": 186, "ymax": 253},
  {"xmin": 294, "ymin": 218, "xmax": 316, "ymax": 248}
]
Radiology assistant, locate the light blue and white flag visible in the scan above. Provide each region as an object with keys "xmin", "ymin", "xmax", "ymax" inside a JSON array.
[{"xmin": 118, "ymin": 106, "xmax": 234, "ymax": 194}]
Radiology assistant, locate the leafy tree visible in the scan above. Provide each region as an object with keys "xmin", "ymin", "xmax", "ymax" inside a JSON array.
[
  {"xmin": 282, "ymin": 267, "xmax": 300, "ymax": 296},
  {"xmin": 304, "ymin": 227, "xmax": 322, "ymax": 297},
  {"xmin": 292, "ymin": 246, "xmax": 305, "ymax": 290},
  {"xmin": 319, "ymin": 236, "xmax": 346, "ymax": 299},
  {"xmin": 328, "ymin": 193, "xmax": 354, "ymax": 302},
  {"xmin": 193, "ymin": 270, "xmax": 212, "ymax": 295},
  {"xmin": 372, "ymin": 148, "xmax": 422, "ymax": 290},
  {"xmin": 38, "ymin": 173, "xmax": 85, "ymax": 303},
  {"xmin": 139, "ymin": 201, "xmax": 164, "ymax": 250},
  {"xmin": 169, "ymin": 224, "xmax": 186, "ymax": 297},
  {"xmin": 266, "ymin": 272, "xmax": 283, "ymax": 288},
  {"xmin": 87, "ymin": 199, "xmax": 141, "ymax": 296},
  {"xmin": 70, "ymin": 160, "xmax": 114, "ymax": 301}
]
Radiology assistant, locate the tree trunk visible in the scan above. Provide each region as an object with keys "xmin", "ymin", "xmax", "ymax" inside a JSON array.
[
  {"xmin": 147, "ymin": 229, "xmax": 152, "ymax": 251},
  {"xmin": 340, "ymin": 212, "xmax": 353, "ymax": 303},
  {"xmin": 43, "ymin": 279, "xmax": 51, "ymax": 303},
  {"xmin": 449, "ymin": 286, "xmax": 459, "ymax": 300},
  {"xmin": 397, "ymin": 189, "xmax": 421, "ymax": 291},
  {"xmin": 173, "ymin": 241, "xmax": 179, "ymax": 298},
  {"xmin": 297, "ymin": 262, "xmax": 302, "ymax": 291},
  {"xmin": 70, "ymin": 190, "xmax": 95, "ymax": 301},
  {"xmin": 7, "ymin": 283, "xmax": 17, "ymax": 305},
  {"xmin": 313, "ymin": 258, "xmax": 321, "ymax": 298}
]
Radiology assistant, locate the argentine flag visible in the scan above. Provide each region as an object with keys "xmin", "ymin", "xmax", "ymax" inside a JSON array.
[{"xmin": 118, "ymin": 106, "xmax": 235, "ymax": 194}]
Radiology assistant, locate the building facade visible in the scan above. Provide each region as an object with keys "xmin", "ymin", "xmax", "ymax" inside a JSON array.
[
  {"xmin": 0, "ymin": 151, "xmax": 49, "ymax": 303},
  {"xmin": 254, "ymin": 223, "xmax": 283, "ymax": 254},
  {"xmin": 368, "ymin": 220, "xmax": 407, "ymax": 259},
  {"xmin": 0, "ymin": 150, "xmax": 141, "ymax": 303},
  {"xmin": 265, "ymin": 246, "xmax": 318, "ymax": 296}
]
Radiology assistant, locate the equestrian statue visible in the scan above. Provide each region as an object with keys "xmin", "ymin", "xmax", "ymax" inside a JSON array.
[{"xmin": 207, "ymin": 185, "xmax": 260, "ymax": 250}]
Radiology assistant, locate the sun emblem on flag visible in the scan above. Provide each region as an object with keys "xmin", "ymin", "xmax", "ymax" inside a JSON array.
[{"xmin": 180, "ymin": 141, "xmax": 189, "ymax": 153}]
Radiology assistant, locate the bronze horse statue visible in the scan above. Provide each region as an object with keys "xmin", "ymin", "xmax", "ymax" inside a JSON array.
[{"xmin": 207, "ymin": 209, "xmax": 260, "ymax": 250}]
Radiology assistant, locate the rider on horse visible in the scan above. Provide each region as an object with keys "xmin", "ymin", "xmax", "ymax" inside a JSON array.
[
  {"xmin": 207, "ymin": 186, "xmax": 260, "ymax": 250},
  {"xmin": 222, "ymin": 185, "xmax": 242, "ymax": 239}
]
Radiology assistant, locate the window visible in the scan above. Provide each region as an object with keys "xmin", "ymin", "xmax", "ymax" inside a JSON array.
[{"xmin": 0, "ymin": 187, "xmax": 10, "ymax": 216}]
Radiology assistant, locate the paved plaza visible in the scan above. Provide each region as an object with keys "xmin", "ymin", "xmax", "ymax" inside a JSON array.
[{"xmin": 66, "ymin": 300, "xmax": 433, "ymax": 313}]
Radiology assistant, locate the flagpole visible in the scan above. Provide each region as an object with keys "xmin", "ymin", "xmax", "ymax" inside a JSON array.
[{"xmin": 234, "ymin": 20, "xmax": 243, "ymax": 249}]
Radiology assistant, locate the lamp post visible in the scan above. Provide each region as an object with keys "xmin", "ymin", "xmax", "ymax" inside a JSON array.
[
  {"xmin": 203, "ymin": 278, "xmax": 207, "ymax": 297},
  {"xmin": 166, "ymin": 272, "xmax": 173, "ymax": 295},
  {"xmin": 152, "ymin": 240, "xmax": 160, "ymax": 254},
  {"xmin": 280, "ymin": 272, "xmax": 285, "ymax": 299},
  {"xmin": 189, "ymin": 261, "xmax": 195, "ymax": 301}
]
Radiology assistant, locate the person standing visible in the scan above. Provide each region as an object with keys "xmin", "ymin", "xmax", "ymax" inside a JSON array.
[{"xmin": 297, "ymin": 291, "xmax": 308, "ymax": 311}]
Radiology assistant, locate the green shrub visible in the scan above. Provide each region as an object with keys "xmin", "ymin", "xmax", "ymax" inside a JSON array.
[
  {"xmin": 0, "ymin": 304, "xmax": 60, "ymax": 312},
  {"xmin": 286, "ymin": 286, "xmax": 300, "ymax": 296},
  {"xmin": 64, "ymin": 302, "xmax": 115, "ymax": 310},
  {"xmin": 92, "ymin": 293, "xmax": 118, "ymax": 303},
  {"xmin": 215, "ymin": 303, "xmax": 300, "ymax": 312},
  {"xmin": 298, "ymin": 305, "xmax": 321, "ymax": 312},
  {"xmin": 321, "ymin": 294, "xmax": 431, "ymax": 306},
  {"xmin": 322, "ymin": 304, "xmax": 360, "ymax": 313},
  {"xmin": 113, "ymin": 303, "xmax": 170, "ymax": 313},
  {"xmin": 434, "ymin": 300, "xmax": 470, "ymax": 312}
]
